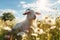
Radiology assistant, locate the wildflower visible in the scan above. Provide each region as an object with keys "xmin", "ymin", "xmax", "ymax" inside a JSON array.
[
  {"xmin": 48, "ymin": 20, "xmax": 51, "ymax": 23},
  {"xmin": 31, "ymin": 33, "xmax": 38, "ymax": 36},
  {"xmin": 17, "ymin": 32, "xmax": 25, "ymax": 36},
  {"xmin": 38, "ymin": 29, "xmax": 44, "ymax": 34},
  {"xmin": 50, "ymin": 26, "xmax": 56, "ymax": 29},
  {"xmin": 3, "ymin": 27, "xmax": 12, "ymax": 31},
  {"xmin": 59, "ymin": 28, "xmax": 60, "ymax": 30},
  {"xmin": 45, "ymin": 16, "xmax": 48, "ymax": 19}
]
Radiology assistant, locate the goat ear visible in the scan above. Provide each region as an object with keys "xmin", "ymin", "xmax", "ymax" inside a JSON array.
[
  {"xmin": 23, "ymin": 13, "xmax": 27, "ymax": 15},
  {"xmin": 36, "ymin": 12, "xmax": 41, "ymax": 15},
  {"xmin": 23, "ymin": 12, "xmax": 30, "ymax": 15}
]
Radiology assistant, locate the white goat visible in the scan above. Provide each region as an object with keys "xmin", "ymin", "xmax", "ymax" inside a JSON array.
[{"xmin": 12, "ymin": 9, "xmax": 40, "ymax": 34}]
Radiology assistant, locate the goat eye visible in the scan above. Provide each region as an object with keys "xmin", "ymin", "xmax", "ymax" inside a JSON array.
[{"xmin": 26, "ymin": 9, "xmax": 30, "ymax": 12}]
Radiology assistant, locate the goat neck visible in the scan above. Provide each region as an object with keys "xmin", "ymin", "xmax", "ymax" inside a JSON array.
[{"xmin": 26, "ymin": 18, "xmax": 34, "ymax": 26}]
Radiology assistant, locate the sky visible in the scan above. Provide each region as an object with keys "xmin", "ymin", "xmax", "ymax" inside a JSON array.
[{"xmin": 0, "ymin": 0, "xmax": 60, "ymax": 22}]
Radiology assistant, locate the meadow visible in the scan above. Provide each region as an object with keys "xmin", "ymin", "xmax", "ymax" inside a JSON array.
[{"xmin": 0, "ymin": 12, "xmax": 60, "ymax": 40}]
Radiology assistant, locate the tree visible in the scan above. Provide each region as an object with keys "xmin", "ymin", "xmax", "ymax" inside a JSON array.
[
  {"xmin": 2, "ymin": 12, "xmax": 15, "ymax": 21},
  {"xmin": 0, "ymin": 12, "xmax": 15, "ymax": 40}
]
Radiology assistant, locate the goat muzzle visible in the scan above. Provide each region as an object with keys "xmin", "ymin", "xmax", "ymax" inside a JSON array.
[{"xmin": 34, "ymin": 15, "xmax": 36, "ymax": 20}]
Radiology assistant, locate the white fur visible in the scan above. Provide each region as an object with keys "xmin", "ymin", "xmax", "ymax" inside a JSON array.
[{"xmin": 13, "ymin": 9, "xmax": 37, "ymax": 33}]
